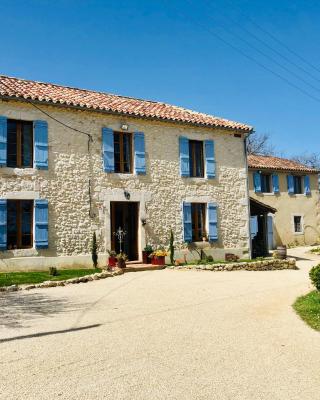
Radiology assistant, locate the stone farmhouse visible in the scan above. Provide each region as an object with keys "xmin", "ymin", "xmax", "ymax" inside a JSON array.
[
  {"xmin": 0, "ymin": 75, "xmax": 253, "ymax": 270},
  {"xmin": 248, "ymin": 154, "xmax": 320, "ymax": 257}
]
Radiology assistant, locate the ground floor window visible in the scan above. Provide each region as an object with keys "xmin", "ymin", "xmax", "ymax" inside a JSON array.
[
  {"xmin": 293, "ymin": 215, "xmax": 303, "ymax": 233},
  {"xmin": 7, "ymin": 200, "xmax": 33, "ymax": 249},
  {"xmin": 191, "ymin": 203, "xmax": 206, "ymax": 241}
]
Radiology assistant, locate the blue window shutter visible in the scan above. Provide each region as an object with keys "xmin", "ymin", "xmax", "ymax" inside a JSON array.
[
  {"xmin": 183, "ymin": 202, "xmax": 192, "ymax": 242},
  {"xmin": 208, "ymin": 203, "xmax": 218, "ymax": 241},
  {"xmin": 272, "ymin": 174, "xmax": 279, "ymax": 193},
  {"xmin": 102, "ymin": 127, "xmax": 114, "ymax": 172},
  {"xmin": 205, "ymin": 140, "xmax": 215, "ymax": 179},
  {"xmin": 134, "ymin": 132, "xmax": 146, "ymax": 175},
  {"xmin": 253, "ymin": 172, "xmax": 261, "ymax": 193},
  {"xmin": 179, "ymin": 136, "xmax": 190, "ymax": 177},
  {"xmin": 287, "ymin": 175, "xmax": 294, "ymax": 194},
  {"xmin": 0, "ymin": 116, "xmax": 7, "ymax": 167},
  {"xmin": 0, "ymin": 199, "xmax": 7, "ymax": 250},
  {"xmin": 34, "ymin": 120, "xmax": 48, "ymax": 169},
  {"xmin": 304, "ymin": 175, "xmax": 311, "ymax": 195},
  {"xmin": 35, "ymin": 199, "xmax": 48, "ymax": 249}
]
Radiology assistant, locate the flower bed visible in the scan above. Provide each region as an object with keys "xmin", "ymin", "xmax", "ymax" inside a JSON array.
[{"xmin": 168, "ymin": 258, "xmax": 297, "ymax": 272}]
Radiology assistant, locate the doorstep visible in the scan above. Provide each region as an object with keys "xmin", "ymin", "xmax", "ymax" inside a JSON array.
[{"xmin": 123, "ymin": 263, "xmax": 166, "ymax": 273}]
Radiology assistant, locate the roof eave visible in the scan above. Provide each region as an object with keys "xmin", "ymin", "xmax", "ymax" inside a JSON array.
[{"xmin": 0, "ymin": 94, "xmax": 253, "ymax": 133}]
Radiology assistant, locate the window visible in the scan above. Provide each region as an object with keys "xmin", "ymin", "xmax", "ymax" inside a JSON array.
[
  {"xmin": 7, "ymin": 200, "xmax": 33, "ymax": 249},
  {"xmin": 261, "ymin": 174, "xmax": 271, "ymax": 193},
  {"xmin": 191, "ymin": 203, "xmax": 206, "ymax": 241},
  {"xmin": 293, "ymin": 215, "xmax": 302, "ymax": 233},
  {"xmin": 7, "ymin": 120, "xmax": 33, "ymax": 168},
  {"xmin": 189, "ymin": 140, "xmax": 204, "ymax": 177},
  {"xmin": 293, "ymin": 176, "xmax": 302, "ymax": 194},
  {"xmin": 114, "ymin": 131, "xmax": 132, "ymax": 173}
]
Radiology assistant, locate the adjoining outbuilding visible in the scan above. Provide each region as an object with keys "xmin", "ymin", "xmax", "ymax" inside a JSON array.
[{"xmin": 248, "ymin": 154, "xmax": 320, "ymax": 250}]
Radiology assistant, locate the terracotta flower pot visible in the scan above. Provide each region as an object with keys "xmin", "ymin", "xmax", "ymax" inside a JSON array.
[
  {"xmin": 108, "ymin": 256, "xmax": 117, "ymax": 268},
  {"xmin": 142, "ymin": 251, "xmax": 152, "ymax": 264},
  {"xmin": 151, "ymin": 255, "xmax": 165, "ymax": 266}
]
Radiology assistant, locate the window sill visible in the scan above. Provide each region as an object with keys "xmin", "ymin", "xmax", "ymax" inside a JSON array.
[
  {"xmin": 0, "ymin": 167, "xmax": 39, "ymax": 177},
  {"xmin": 293, "ymin": 232, "xmax": 304, "ymax": 236},
  {"xmin": 1, "ymin": 248, "xmax": 39, "ymax": 257},
  {"xmin": 183, "ymin": 177, "xmax": 211, "ymax": 183},
  {"xmin": 108, "ymin": 172, "xmax": 141, "ymax": 180}
]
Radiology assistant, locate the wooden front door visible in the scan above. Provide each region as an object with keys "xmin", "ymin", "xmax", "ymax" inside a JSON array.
[{"xmin": 110, "ymin": 202, "xmax": 139, "ymax": 261}]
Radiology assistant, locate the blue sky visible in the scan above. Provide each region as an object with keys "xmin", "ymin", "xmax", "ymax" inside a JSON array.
[{"xmin": 1, "ymin": 0, "xmax": 320, "ymax": 156}]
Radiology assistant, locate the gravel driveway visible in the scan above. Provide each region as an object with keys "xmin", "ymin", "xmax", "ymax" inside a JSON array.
[{"xmin": 1, "ymin": 247, "xmax": 319, "ymax": 400}]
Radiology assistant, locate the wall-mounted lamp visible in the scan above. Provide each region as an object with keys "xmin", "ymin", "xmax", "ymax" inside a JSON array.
[
  {"xmin": 124, "ymin": 190, "xmax": 130, "ymax": 200},
  {"xmin": 121, "ymin": 124, "xmax": 129, "ymax": 131},
  {"xmin": 141, "ymin": 218, "xmax": 147, "ymax": 226}
]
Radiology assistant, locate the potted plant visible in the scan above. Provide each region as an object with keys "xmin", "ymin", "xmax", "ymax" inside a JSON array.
[
  {"xmin": 107, "ymin": 250, "xmax": 117, "ymax": 269},
  {"xmin": 150, "ymin": 248, "xmax": 168, "ymax": 266},
  {"xmin": 116, "ymin": 252, "xmax": 128, "ymax": 269},
  {"xmin": 142, "ymin": 244, "xmax": 153, "ymax": 264}
]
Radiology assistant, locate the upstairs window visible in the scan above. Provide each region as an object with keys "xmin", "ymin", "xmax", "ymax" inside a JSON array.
[
  {"xmin": 7, "ymin": 200, "xmax": 33, "ymax": 249},
  {"xmin": 114, "ymin": 131, "xmax": 132, "ymax": 173},
  {"xmin": 189, "ymin": 140, "xmax": 204, "ymax": 177},
  {"xmin": 7, "ymin": 120, "xmax": 33, "ymax": 168},
  {"xmin": 260, "ymin": 174, "xmax": 271, "ymax": 193},
  {"xmin": 293, "ymin": 176, "xmax": 302, "ymax": 194},
  {"xmin": 191, "ymin": 203, "xmax": 206, "ymax": 241}
]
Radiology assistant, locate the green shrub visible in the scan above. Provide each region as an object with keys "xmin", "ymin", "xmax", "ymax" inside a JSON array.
[
  {"xmin": 206, "ymin": 255, "xmax": 214, "ymax": 262},
  {"xmin": 169, "ymin": 230, "xmax": 175, "ymax": 265},
  {"xmin": 310, "ymin": 265, "xmax": 320, "ymax": 291},
  {"xmin": 92, "ymin": 232, "xmax": 98, "ymax": 268},
  {"xmin": 49, "ymin": 267, "xmax": 58, "ymax": 276}
]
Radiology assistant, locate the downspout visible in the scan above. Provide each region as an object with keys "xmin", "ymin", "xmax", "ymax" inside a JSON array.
[{"xmin": 244, "ymin": 131, "xmax": 254, "ymax": 259}]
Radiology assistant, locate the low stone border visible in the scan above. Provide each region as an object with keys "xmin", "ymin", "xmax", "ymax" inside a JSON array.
[
  {"xmin": 168, "ymin": 258, "xmax": 297, "ymax": 272},
  {"xmin": 0, "ymin": 268, "xmax": 124, "ymax": 293}
]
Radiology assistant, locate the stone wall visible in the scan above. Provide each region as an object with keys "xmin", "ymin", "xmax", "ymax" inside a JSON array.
[
  {"xmin": 0, "ymin": 99, "xmax": 250, "ymax": 270},
  {"xmin": 169, "ymin": 258, "xmax": 297, "ymax": 272}
]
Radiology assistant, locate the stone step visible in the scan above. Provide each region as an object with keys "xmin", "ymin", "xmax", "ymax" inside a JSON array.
[{"xmin": 123, "ymin": 264, "xmax": 166, "ymax": 273}]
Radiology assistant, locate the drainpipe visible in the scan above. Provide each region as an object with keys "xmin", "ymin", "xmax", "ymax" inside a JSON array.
[{"xmin": 244, "ymin": 131, "xmax": 254, "ymax": 259}]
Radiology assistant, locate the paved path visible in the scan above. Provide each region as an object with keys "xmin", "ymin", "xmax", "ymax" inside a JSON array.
[{"xmin": 1, "ymin": 247, "xmax": 320, "ymax": 400}]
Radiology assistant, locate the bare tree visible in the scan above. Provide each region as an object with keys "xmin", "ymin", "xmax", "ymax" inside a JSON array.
[
  {"xmin": 292, "ymin": 152, "xmax": 320, "ymax": 169},
  {"xmin": 246, "ymin": 132, "xmax": 276, "ymax": 155}
]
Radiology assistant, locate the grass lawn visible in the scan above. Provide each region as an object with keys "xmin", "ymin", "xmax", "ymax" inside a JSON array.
[
  {"xmin": 293, "ymin": 290, "xmax": 320, "ymax": 331},
  {"xmin": 0, "ymin": 268, "xmax": 102, "ymax": 287}
]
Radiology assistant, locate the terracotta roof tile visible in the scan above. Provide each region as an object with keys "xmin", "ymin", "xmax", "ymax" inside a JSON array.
[
  {"xmin": 248, "ymin": 154, "xmax": 318, "ymax": 173},
  {"xmin": 0, "ymin": 75, "xmax": 252, "ymax": 132}
]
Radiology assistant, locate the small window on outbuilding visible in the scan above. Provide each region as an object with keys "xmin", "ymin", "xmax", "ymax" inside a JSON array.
[
  {"xmin": 293, "ymin": 215, "xmax": 302, "ymax": 233},
  {"xmin": 293, "ymin": 176, "xmax": 303, "ymax": 194},
  {"xmin": 260, "ymin": 173, "xmax": 271, "ymax": 193}
]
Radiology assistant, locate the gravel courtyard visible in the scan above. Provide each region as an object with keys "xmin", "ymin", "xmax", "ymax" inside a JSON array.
[{"xmin": 1, "ymin": 247, "xmax": 319, "ymax": 400}]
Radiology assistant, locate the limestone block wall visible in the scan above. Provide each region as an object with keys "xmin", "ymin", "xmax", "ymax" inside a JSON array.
[{"xmin": 0, "ymin": 99, "xmax": 250, "ymax": 269}]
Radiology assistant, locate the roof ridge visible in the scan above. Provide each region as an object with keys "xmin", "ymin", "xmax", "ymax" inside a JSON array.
[{"xmin": 0, "ymin": 74, "xmax": 165, "ymax": 105}]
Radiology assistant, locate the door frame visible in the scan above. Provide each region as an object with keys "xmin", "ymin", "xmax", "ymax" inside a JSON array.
[
  {"xmin": 101, "ymin": 189, "xmax": 151, "ymax": 262},
  {"xmin": 110, "ymin": 201, "xmax": 139, "ymax": 260}
]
